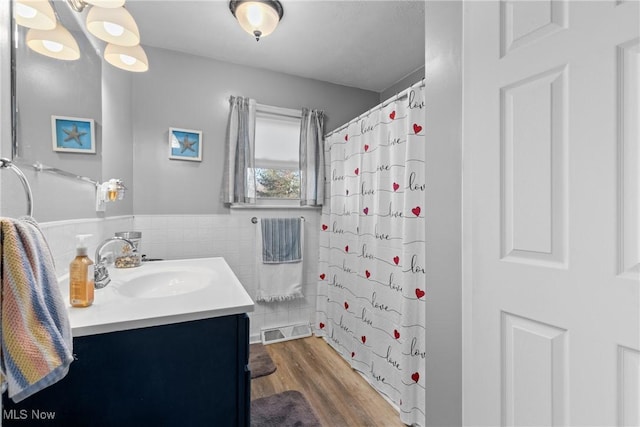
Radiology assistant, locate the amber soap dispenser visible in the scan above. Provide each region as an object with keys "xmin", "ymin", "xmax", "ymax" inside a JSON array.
[{"xmin": 69, "ymin": 234, "xmax": 94, "ymax": 307}]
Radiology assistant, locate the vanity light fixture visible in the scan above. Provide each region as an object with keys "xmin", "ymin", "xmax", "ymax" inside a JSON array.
[
  {"xmin": 15, "ymin": 0, "xmax": 79, "ymax": 61},
  {"xmin": 26, "ymin": 22, "xmax": 80, "ymax": 60},
  {"xmin": 229, "ymin": 0, "xmax": 284, "ymax": 41},
  {"xmin": 14, "ymin": 0, "xmax": 56, "ymax": 30},
  {"xmin": 104, "ymin": 43, "xmax": 148, "ymax": 72},
  {"xmin": 64, "ymin": 0, "xmax": 149, "ymax": 72},
  {"xmin": 86, "ymin": 5, "xmax": 140, "ymax": 46},
  {"xmin": 14, "ymin": 0, "xmax": 148, "ymax": 70}
]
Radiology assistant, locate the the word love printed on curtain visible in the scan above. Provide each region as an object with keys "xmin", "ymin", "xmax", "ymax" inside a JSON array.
[{"xmin": 316, "ymin": 84, "xmax": 426, "ymax": 426}]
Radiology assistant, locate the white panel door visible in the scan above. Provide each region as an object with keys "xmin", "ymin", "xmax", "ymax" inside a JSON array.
[{"xmin": 463, "ymin": 1, "xmax": 640, "ymax": 426}]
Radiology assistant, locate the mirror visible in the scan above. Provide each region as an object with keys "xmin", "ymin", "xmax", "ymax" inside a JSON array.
[{"xmin": 13, "ymin": 0, "xmax": 102, "ymax": 182}]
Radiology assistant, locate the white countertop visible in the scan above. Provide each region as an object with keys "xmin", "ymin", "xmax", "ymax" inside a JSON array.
[{"xmin": 63, "ymin": 257, "xmax": 254, "ymax": 337}]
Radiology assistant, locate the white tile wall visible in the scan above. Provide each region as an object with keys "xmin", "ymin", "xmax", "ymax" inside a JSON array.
[
  {"xmin": 40, "ymin": 210, "xmax": 321, "ymax": 343},
  {"xmin": 40, "ymin": 216, "xmax": 134, "ymax": 277}
]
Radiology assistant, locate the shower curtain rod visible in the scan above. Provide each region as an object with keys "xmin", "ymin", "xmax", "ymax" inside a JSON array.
[{"xmin": 324, "ymin": 77, "xmax": 426, "ymax": 138}]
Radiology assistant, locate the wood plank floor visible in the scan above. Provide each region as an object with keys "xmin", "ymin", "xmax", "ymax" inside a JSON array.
[{"xmin": 251, "ymin": 336, "xmax": 405, "ymax": 427}]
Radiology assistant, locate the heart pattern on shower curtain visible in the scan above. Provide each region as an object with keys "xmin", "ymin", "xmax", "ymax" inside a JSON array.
[{"xmin": 316, "ymin": 84, "xmax": 426, "ymax": 426}]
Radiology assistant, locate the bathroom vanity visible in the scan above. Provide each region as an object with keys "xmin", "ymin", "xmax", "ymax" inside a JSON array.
[{"xmin": 2, "ymin": 258, "xmax": 254, "ymax": 427}]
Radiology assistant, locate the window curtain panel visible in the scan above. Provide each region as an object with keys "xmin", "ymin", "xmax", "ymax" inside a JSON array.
[
  {"xmin": 316, "ymin": 83, "xmax": 426, "ymax": 426},
  {"xmin": 222, "ymin": 96, "xmax": 257, "ymax": 204},
  {"xmin": 299, "ymin": 108, "xmax": 325, "ymax": 206}
]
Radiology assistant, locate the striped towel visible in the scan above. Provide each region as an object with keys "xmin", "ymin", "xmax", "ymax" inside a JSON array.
[
  {"xmin": 261, "ymin": 218, "xmax": 302, "ymax": 264},
  {"xmin": 0, "ymin": 216, "xmax": 73, "ymax": 403}
]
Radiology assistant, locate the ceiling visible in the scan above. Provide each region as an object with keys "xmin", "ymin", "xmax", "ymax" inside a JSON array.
[{"xmin": 124, "ymin": 0, "xmax": 425, "ymax": 93}]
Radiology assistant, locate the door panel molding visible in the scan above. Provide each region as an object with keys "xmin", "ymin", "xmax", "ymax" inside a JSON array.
[
  {"xmin": 500, "ymin": 65, "xmax": 568, "ymax": 268},
  {"xmin": 500, "ymin": 0, "xmax": 568, "ymax": 57},
  {"xmin": 617, "ymin": 345, "xmax": 640, "ymax": 427},
  {"xmin": 617, "ymin": 38, "xmax": 640, "ymax": 280},
  {"xmin": 501, "ymin": 311, "xmax": 568, "ymax": 426}
]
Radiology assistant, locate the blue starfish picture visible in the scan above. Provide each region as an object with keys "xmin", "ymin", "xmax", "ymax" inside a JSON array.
[
  {"xmin": 169, "ymin": 127, "xmax": 202, "ymax": 161},
  {"xmin": 52, "ymin": 116, "xmax": 96, "ymax": 153}
]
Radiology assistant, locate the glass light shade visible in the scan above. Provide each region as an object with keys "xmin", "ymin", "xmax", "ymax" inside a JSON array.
[
  {"xmin": 84, "ymin": 0, "xmax": 126, "ymax": 8},
  {"xmin": 86, "ymin": 6, "xmax": 140, "ymax": 46},
  {"xmin": 234, "ymin": 1, "xmax": 281, "ymax": 40},
  {"xmin": 14, "ymin": 0, "xmax": 56, "ymax": 30},
  {"xmin": 104, "ymin": 43, "xmax": 148, "ymax": 72},
  {"xmin": 26, "ymin": 23, "xmax": 80, "ymax": 60}
]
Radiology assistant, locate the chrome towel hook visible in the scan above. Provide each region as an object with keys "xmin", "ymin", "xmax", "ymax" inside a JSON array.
[{"xmin": 0, "ymin": 158, "xmax": 33, "ymax": 217}]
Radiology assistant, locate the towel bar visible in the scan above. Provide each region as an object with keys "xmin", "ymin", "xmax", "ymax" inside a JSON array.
[
  {"xmin": 0, "ymin": 158, "xmax": 33, "ymax": 216},
  {"xmin": 251, "ymin": 216, "xmax": 305, "ymax": 224}
]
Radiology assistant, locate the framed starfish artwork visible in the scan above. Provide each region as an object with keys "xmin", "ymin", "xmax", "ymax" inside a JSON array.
[
  {"xmin": 169, "ymin": 127, "xmax": 202, "ymax": 161},
  {"xmin": 51, "ymin": 116, "xmax": 96, "ymax": 153}
]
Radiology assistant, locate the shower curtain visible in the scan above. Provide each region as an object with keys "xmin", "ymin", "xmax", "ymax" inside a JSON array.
[{"xmin": 316, "ymin": 82, "xmax": 425, "ymax": 426}]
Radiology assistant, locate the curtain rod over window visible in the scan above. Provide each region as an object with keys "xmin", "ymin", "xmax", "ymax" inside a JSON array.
[
  {"xmin": 256, "ymin": 103, "xmax": 302, "ymax": 119},
  {"xmin": 228, "ymin": 97, "xmax": 316, "ymax": 119},
  {"xmin": 324, "ymin": 77, "xmax": 426, "ymax": 139}
]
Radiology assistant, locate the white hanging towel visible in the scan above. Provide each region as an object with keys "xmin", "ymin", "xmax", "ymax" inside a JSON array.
[{"xmin": 256, "ymin": 218, "xmax": 304, "ymax": 302}]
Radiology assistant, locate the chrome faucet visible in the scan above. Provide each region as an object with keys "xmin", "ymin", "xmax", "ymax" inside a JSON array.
[{"xmin": 94, "ymin": 236, "xmax": 137, "ymax": 289}]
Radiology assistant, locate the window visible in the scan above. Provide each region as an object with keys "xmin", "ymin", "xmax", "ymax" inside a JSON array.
[{"xmin": 254, "ymin": 105, "xmax": 301, "ymax": 202}]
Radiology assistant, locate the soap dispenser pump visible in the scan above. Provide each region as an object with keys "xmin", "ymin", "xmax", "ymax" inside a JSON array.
[{"xmin": 69, "ymin": 234, "xmax": 95, "ymax": 307}]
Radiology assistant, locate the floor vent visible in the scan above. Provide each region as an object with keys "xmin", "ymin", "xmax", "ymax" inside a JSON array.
[{"xmin": 260, "ymin": 322, "xmax": 312, "ymax": 345}]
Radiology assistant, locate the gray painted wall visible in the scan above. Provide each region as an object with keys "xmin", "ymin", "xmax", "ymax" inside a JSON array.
[
  {"xmin": 131, "ymin": 46, "xmax": 380, "ymax": 215},
  {"xmin": 379, "ymin": 66, "xmax": 425, "ymax": 102},
  {"xmin": 425, "ymin": 2, "xmax": 463, "ymax": 426},
  {"xmin": 101, "ymin": 62, "xmax": 134, "ymax": 217}
]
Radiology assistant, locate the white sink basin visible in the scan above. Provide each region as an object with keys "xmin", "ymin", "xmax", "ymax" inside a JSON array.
[
  {"xmin": 113, "ymin": 269, "xmax": 212, "ymax": 299},
  {"xmin": 62, "ymin": 257, "xmax": 255, "ymax": 337}
]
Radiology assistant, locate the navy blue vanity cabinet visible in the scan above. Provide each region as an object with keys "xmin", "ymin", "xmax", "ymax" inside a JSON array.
[{"xmin": 2, "ymin": 314, "xmax": 251, "ymax": 427}]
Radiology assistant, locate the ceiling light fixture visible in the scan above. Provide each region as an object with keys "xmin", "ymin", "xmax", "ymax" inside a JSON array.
[
  {"xmin": 14, "ymin": 0, "xmax": 56, "ymax": 30},
  {"xmin": 229, "ymin": 0, "xmax": 283, "ymax": 42},
  {"xmin": 26, "ymin": 22, "xmax": 80, "ymax": 60}
]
